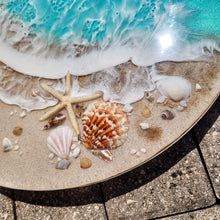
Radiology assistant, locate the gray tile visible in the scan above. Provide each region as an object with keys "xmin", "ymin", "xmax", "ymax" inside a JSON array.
[
  {"xmin": 160, "ymin": 205, "xmax": 220, "ymax": 220},
  {"xmin": 0, "ymin": 187, "xmax": 14, "ymax": 220},
  {"xmin": 194, "ymin": 97, "xmax": 220, "ymax": 198},
  {"xmin": 102, "ymin": 133, "xmax": 215, "ymax": 219},
  {"xmin": 14, "ymin": 185, "xmax": 107, "ymax": 220}
]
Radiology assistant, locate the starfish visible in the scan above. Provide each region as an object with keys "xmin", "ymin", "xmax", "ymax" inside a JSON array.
[{"xmin": 39, "ymin": 71, "xmax": 102, "ymax": 136}]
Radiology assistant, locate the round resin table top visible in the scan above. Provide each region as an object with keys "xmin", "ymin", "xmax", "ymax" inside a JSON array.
[{"xmin": 0, "ymin": 56, "xmax": 219, "ymax": 191}]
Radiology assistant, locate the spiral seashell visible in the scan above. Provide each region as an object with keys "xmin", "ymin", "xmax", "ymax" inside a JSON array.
[
  {"xmin": 161, "ymin": 109, "xmax": 175, "ymax": 120},
  {"xmin": 82, "ymin": 100, "xmax": 129, "ymax": 150},
  {"xmin": 47, "ymin": 126, "xmax": 73, "ymax": 159}
]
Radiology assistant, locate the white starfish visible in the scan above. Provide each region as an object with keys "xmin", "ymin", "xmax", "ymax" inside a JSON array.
[{"xmin": 39, "ymin": 71, "xmax": 102, "ymax": 136}]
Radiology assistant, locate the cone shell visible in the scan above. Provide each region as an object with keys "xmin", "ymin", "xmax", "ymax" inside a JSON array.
[
  {"xmin": 82, "ymin": 100, "xmax": 129, "ymax": 150},
  {"xmin": 47, "ymin": 126, "xmax": 73, "ymax": 159}
]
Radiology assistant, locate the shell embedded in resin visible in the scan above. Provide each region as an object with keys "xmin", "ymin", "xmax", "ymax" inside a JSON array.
[
  {"xmin": 47, "ymin": 126, "xmax": 73, "ymax": 159},
  {"xmin": 82, "ymin": 100, "xmax": 129, "ymax": 150}
]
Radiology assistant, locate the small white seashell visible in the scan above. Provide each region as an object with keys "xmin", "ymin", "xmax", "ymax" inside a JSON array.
[
  {"xmin": 177, "ymin": 105, "xmax": 185, "ymax": 112},
  {"xmin": 19, "ymin": 151, "xmax": 23, "ymax": 156},
  {"xmin": 47, "ymin": 126, "xmax": 73, "ymax": 159},
  {"xmin": 141, "ymin": 148, "xmax": 147, "ymax": 153},
  {"xmin": 196, "ymin": 83, "xmax": 202, "ymax": 91},
  {"xmin": 56, "ymin": 159, "xmax": 70, "ymax": 169},
  {"xmin": 156, "ymin": 76, "xmax": 192, "ymax": 102},
  {"xmin": 136, "ymin": 152, "xmax": 141, "ymax": 157},
  {"xmin": 157, "ymin": 96, "xmax": 166, "ymax": 104},
  {"xmin": 139, "ymin": 123, "xmax": 150, "ymax": 130},
  {"xmin": 71, "ymin": 144, "xmax": 76, "ymax": 150},
  {"xmin": 49, "ymin": 153, "xmax": 55, "ymax": 160},
  {"xmin": 72, "ymin": 136, "xmax": 78, "ymax": 142},
  {"xmin": 2, "ymin": 138, "xmax": 12, "ymax": 152},
  {"xmin": 123, "ymin": 104, "xmax": 133, "ymax": 113},
  {"xmin": 14, "ymin": 145, "xmax": 19, "ymax": 151},
  {"xmin": 180, "ymin": 100, "xmax": 187, "ymax": 108},
  {"xmin": 20, "ymin": 111, "xmax": 26, "ymax": 118},
  {"xmin": 130, "ymin": 149, "xmax": 137, "ymax": 155},
  {"xmin": 10, "ymin": 112, "xmax": 14, "ymax": 116},
  {"xmin": 70, "ymin": 147, "xmax": 81, "ymax": 158}
]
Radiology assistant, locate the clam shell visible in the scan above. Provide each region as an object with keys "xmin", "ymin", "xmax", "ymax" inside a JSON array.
[
  {"xmin": 156, "ymin": 76, "xmax": 192, "ymax": 102},
  {"xmin": 47, "ymin": 126, "xmax": 73, "ymax": 159},
  {"xmin": 82, "ymin": 100, "xmax": 129, "ymax": 150}
]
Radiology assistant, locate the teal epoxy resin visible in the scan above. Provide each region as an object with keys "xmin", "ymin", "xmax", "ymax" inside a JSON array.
[{"xmin": 0, "ymin": 0, "xmax": 219, "ymax": 78}]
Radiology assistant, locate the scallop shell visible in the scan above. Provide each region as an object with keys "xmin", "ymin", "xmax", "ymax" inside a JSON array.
[
  {"xmin": 47, "ymin": 126, "xmax": 73, "ymax": 159},
  {"xmin": 82, "ymin": 100, "xmax": 129, "ymax": 150}
]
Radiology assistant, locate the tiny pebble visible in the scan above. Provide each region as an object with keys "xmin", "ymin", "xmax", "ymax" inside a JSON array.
[
  {"xmin": 14, "ymin": 145, "xmax": 19, "ymax": 151},
  {"xmin": 19, "ymin": 151, "xmax": 23, "ymax": 156},
  {"xmin": 157, "ymin": 96, "xmax": 166, "ymax": 104},
  {"xmin": 14, "ymin": 139, "xmax": 18, "ymax": 145},
  {"xmin": 130, "ymin": 149, "xmax": 137, "ymax": 155},
  {"xmin": 180, "ymin": 100, "xmax": 187, "ymax": 108},
  {"xmin": 196, "ymin": 83, "xmax": 202, "ymax": 91},
  {"xmin": 122, "ymin": 104, "xmax": 133, "ymax": 113},
  {"xmin": 177, "ymin": 105, "xmax": 184, "ymax": 112},
  {"xmin": 141, "ymin": 148, "xmax": 147, "ymax": 153},
  {"xmin": 49, "ymin": 153, "xmax": 55, "ymax": 160},
  {"xmin": 2, "ymin": 138, "xmax": 12, "ymax": 152},
  {"xmin": 136, "ymin": 152, "xmax": 141, "ymax": 157},
  {"xmin": 20, "ymin": 111, "xmax": 26, "ymax": 118},
  {"xmin": 139, "ymin": 122, "xmax": 150, "ymax": 130},
  {"xmin": 80, "ymin": 158, "xmax": 92, "ymax": 169},
  {"xmin": 10, "ymin": 112, "xmax": 14, "ymax": 116},
  {"xmin": 13, "ymin": 127, "xmax": 23, "ymax": 136},
  {"xmin": 127, "ymin": 199, "xmax": 138, "ymax": 204}
]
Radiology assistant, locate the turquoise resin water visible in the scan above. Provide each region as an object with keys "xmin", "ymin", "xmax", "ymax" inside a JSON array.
[
  {"xmin": 2, "ymin": 0, "xmax": 220, "ymax": 44},
  {"xmin": 0, "ymin": 0, "xmax": 220, "ymax": 78}
]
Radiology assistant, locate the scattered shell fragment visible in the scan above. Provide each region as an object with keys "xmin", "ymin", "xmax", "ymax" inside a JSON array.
[
  {"xmin": 71, "ymin": 144, "xmax": 76, "ymax": 150},
  {"xmin": 14, "ymin": 145, "xmax": 19, "ymax": 151},
  {"xmin": 161, "ymin": 109, "xmax": 175, "ymax": 120},
  {"xmin": 43, "ymin": 113, "xmax": 66, "ymax": 130},
  {"xmin": 141, "ymin": 148, "xmax": 147, "ymax": 153},
  {"xmin": 82, "ymin": 100, "xmax": 129, "ymax": 150},
  {"xmin": 10, "ymin": 111, "xmax": 14, "ymax": 116},
  {"xmin": 92, "ymin": 149, "xmax": 113, "ymax": 161},
  {"xmin": 145, "ymin": 92, "xmax": 154, "ymax": 102},
  {"xmin": 122, "ymin": 104, "xmax": 133, "ymax": 113},
  {"xmin": 72, "ymin": 136, "xmax": 78, "ymax": 142},
  {"xmin": 31, "ymin": 89, "xmax": 40, "ymax": 97},
  {"xmin": 157, "ymin": 96, "xmax": 166, "ymax": 104},
  {"xmin": 13, "ymin": 127, "xmax": 23, "ymax": 136},
  {"xmin": 141, "ymin": 106, "xmax": 151, "ymax": 118},
  {"xmin": 20, "ymin": 111, "xmax": 26, "ymax": 118},
  {"xmin": 49, "ymin": 153, "xmax": 55, "ymax": 160},
  {"xmin": 56, "ymin": 159, "xmax": 70, "ymax": 169},
  {"xmin": 70, "ymin": 147, "xmax": 81, "ymax": 158},
  {"xmin": 180, "ymin": 100, "xmax": 187, "ymax": 108},
  {"xmin": 80, "ymin": 158, "xmax": 92, "ymax": 169},
  {"xmin": 156, "ymin": 76, "xmax": 192, "ymax": 102},
  {"xmin": 19, "ymin": 151, "xmax": 23, "ymax": 156},
  {"xmin": 130, "ymin": 149, "xmax": 137, "ymax": 155},
  {"xmin": 139, "ymin": 123, "xmax": 150, "ymax": 130},
  {"xmin": 2, "ymin": 138, "xmax": 12, "ymax": 152},
  {"xmin": 136, "ymin": 152, "xmax": 141, "ymax": 157},
  {"xmin": 196, "ymin": 83, "xmax": 202, "ymax": 91},
  {"xmin": 177, "ymin": 105, "xmax": 184, "ymax": 112},
  {"xmin": 47, "ymin": 126, "xmax": 73, "ymax": 159}
]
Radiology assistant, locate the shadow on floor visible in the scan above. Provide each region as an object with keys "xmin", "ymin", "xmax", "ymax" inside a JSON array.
[{"xmin": 0, "ymin": 97, "xmax": 218, "ymax": 207}]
